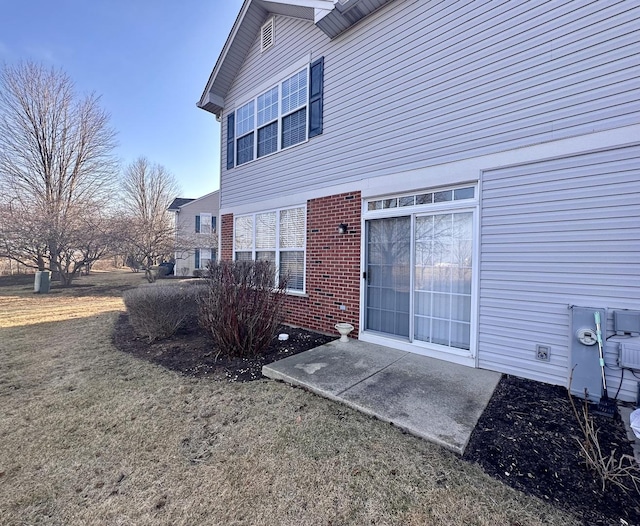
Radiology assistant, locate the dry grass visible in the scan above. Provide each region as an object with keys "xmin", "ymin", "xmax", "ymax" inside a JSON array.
[{"xmin": 0, "ymin": 271, "xmax": 578, "ymax": 525}]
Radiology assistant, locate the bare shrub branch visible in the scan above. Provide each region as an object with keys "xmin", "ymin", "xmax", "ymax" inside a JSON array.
[
  {"xmin": 568, "ymin": 370, "xmax": 640, "ymax": 494},
  {"xmin": 198, "ymin": 260, "xmax": 288, "ymax": 358}
]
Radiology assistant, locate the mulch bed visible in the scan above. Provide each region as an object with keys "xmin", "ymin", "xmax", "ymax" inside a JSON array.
[
  {"xmin": 112, "ymin": 313, "xmax": 335, "ymax": 382},
  {"xmin": 112, "ymin": 316, "xmax": 640, "ymax": 524},
  {"xmin": 464, "ymin": 375, "xmax": 640, "ymax": 525}
]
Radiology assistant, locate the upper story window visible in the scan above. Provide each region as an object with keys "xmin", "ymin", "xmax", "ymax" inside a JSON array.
[
  {"xmin": 195, "ymin": 213, "xmax": 217, "ymax": 234},
  {"xmin": 226, "ymin": 57, "xmax": 324, "ymax": 170},
  {"xmin": 234, "ymin": 69, "xmax": 307, "ymax": 166}
]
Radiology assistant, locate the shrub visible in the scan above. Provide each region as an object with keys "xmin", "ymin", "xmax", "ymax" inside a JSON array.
[
  {"xmin": 198, "ymin": 260, "xmax": 288, "ymax": 358},
  {"xmin": 123, "ymin": 281, "xmax": 205, "ymax": 342}
]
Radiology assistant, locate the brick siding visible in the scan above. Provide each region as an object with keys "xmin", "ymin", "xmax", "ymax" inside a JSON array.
[
  {"xmin": 285, "ymin": 191, "xmax": 361, "ymax": 336},
  {"xmin": 220, "ymin": 213, "xmax": 234, "ymax": 261},
  {"xmin": 218, "ymin": 192, "xmax": 362, "ymax": 337}
]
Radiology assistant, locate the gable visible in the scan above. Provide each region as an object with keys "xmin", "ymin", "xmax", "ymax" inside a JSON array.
[{"xmin": 198, "ymin": 0, "xmax": 394, "ymax": 116}]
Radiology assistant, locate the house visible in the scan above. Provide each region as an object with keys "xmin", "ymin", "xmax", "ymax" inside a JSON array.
[
  {"xmin": 198, "ymin": 1, "xmax": 640, "ymax": 402},
  {"xmin": 168, "ymin": 191, "xmax": 220, "ymax": 276}
]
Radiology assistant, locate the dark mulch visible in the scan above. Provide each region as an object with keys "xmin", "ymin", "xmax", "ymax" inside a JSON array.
[
  {"xmin": 464, "ymin": 375, "xmax": 640, "ymax": 525},
  {"xmin": 112, "ymin": 314, "xmax": 639, "ymax": 524},
  {"xmin": 112, "ymin": 313, "xmax": 335, "ymax": 382}
]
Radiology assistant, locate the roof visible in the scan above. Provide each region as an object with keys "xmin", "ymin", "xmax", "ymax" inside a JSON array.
[
  {"xmin": 168, "ymin": 190, "xmax": 220, "ymax": 212},
  {"xmin": 167, "ymin": 198, "xmax": 196, "ymax": 212},
  {"xmin": 197, "ymin": 0, "xmax": 394, "ymax": 117}
]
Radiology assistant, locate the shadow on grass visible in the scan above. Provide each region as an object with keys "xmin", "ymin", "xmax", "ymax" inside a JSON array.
[{"xmin": 0, "ymin": 272, "xmax": 144, "ymax": 297}]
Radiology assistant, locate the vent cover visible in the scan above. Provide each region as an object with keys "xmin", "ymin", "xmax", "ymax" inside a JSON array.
[
  {"xmin": 619, "ymin": 341, "xmax": 640, "ymax": 370},
  {"xmin": 261, "ymin": 18, "xmax": 274, "ymax": 52}
]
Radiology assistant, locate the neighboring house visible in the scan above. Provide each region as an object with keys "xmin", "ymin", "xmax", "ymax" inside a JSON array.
[
  {"xmin": 168, "ymin": 191, "xmax": 220, "ymax": 276},
  {"xmin": 198, "ymin": 1, "xmax": 640, "ymax": 402}
]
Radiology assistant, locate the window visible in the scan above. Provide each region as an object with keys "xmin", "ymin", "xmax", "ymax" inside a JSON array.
[
  {"xmin": 195, "ymin": 248, "xmax": 216, "ymax": 269},
  {"xmin": 367, "ymin": 186, "xmax": 475, "ymax": 211},
  {"xmin": 227, "ymin": 57, "xmax": 323, "ymax": 168},
  {"xmin": 234, "ymin": 205, "xmax": 306, "ymax": 292},
  {"xmin": 196, "ymin": 213, "xmax": 214, "ymax": 234}
]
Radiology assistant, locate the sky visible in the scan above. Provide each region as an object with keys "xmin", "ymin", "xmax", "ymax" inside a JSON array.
[{"xmin": 1, "ymin": 0, "xmax": 245, "ymax": 198}]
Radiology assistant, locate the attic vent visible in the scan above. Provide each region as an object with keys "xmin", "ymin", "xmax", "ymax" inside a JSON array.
[{"xmin": 261, "ymin": 18, "xmax": 274, "ymax": 52}]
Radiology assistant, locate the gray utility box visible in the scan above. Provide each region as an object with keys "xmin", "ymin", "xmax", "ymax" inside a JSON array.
[
  {"xmin": 607, "ymin": 335, "xmax": 640, "ymax": 370},
  {"xmin": 570, "ymin": 306, "xmax": 606, "ymax": 403},
  {"xmin": 614, "ymin": 309, "xmax": 640, "ymax": 337},
  {"xmin": 34, "ymin": 270, "xmax": 51, "ymax": 294}
]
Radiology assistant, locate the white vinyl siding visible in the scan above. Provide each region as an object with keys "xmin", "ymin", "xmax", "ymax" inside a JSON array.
[
  {"xmin": 478, "ymin": 145, "xmax": 640, "ymax": 402},
  {"xmin": 221, "ymin": 3, "xmax": 640, "ymax": 209}
]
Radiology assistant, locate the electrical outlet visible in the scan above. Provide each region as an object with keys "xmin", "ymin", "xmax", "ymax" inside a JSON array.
[{"xmin": 536, "ymin": 344, "xmax": 551, "ymax": 361}]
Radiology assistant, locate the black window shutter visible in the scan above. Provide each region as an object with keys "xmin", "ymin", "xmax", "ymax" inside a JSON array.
[
  {"xmin": 227, "ymin": 113, "xmax": 235, "ymax": 169},
  {"xmin": 308, "ymin": 57, "xmax": 324, "ymax": 138},
  {"xmin": 212, "ymin": 216, "xmax": 217, "ymax": 232},
  {"xmin": 195, "ymin": 215, "xmax": 201, "ymax": 233},
  {"xmin": 195, "ymin": 249, "xmax": 200, "ymax": 269}
]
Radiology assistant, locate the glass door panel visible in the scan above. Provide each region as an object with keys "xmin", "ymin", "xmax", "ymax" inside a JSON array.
[
  {"xmin": 414, "ymin": 212, "xmax": 472, "ymax": 350},
  {"xmin": 365, "ymin": 217, "xmax": 411, "ymax": 337}
]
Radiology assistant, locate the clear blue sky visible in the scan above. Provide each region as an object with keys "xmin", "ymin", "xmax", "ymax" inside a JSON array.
[{"xmin": 1, "ymin": 0, "xmax": 244, "ymax": 198}]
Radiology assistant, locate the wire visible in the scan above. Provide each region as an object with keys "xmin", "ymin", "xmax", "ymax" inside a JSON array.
[
  {"xmin": 614, "ymin": 367, "xmax": 624, "ymax": 400},
  {"xmin": 627, "ymin": 367, "xmax": 640, "ymax": 380}
]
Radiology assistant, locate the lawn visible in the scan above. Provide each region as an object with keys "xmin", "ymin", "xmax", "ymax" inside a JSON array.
[{"xmin": 0, "ymin": 271, "xmax": 577, "ymax": 525}]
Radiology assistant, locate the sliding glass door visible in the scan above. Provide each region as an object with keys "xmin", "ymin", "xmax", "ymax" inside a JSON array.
[{"xmin": 363, "ymin": 200, "xmax": 475, "ymax": 355}]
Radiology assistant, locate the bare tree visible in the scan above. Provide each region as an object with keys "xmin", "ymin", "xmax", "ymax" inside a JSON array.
[
  {"xmin": 119, "ymin": 157, "xmax": 180, "ymax": 280},
  {"xmin": 0, "ymin": 61, "xmax": 118, "ymax": 286}
]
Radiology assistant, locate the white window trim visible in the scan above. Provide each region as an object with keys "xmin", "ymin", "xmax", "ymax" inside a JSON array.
[
  {"xmin": 200, "ymin": 247, "xmax": 212, "ymax": 268},
  {"xmin": 233, "ymin": 64, "xmax": 311, "ymax": 166},
  {"xmin": 233, "ymin": 205, "xmax": 307, "ymax": 294},
  {"xmin": 198, "ymin": 213, "xmax": 213, "ymax": 234}
]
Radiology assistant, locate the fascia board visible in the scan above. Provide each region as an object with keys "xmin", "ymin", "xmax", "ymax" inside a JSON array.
[
  {"xmin": 265, "ymin": 0, "xmax": 335, "ymax": 8},
  {"xmin": 197, "ymin": 0, "xmax": 253, "ymax": 112}
]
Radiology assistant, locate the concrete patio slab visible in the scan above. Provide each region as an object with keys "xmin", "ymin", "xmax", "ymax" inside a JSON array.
[{"xmin": 263, "ymin": 339, "xmax": 501, "ymax": 454}]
